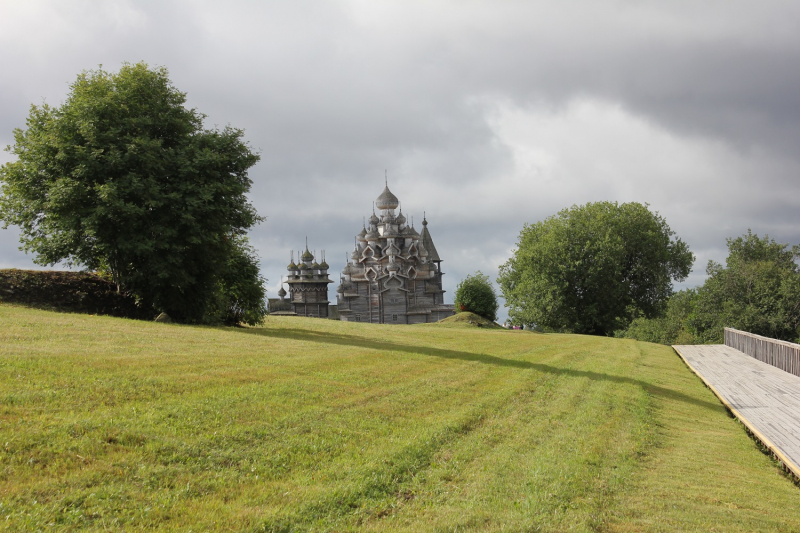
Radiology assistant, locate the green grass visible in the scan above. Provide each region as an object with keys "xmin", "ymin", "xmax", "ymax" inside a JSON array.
[{"xmin": 1, "ymin": 305, "xmax": 799, "ymax": 531}]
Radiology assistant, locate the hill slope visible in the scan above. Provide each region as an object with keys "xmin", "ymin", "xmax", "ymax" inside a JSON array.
[
  {"xmin": 434, "ymin": 310, "xmax": 503, "ymax": 328},
  {"xmin": 1, "ymin": 305, "xmax": 798, "ymax": 531}
]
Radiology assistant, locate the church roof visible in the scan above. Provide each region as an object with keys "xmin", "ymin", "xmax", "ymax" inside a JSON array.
[
  {"xmin": 420, "ymin": 217, "xmax": 441, "ymax": 261},
  {"xmin": 376, "ymin": 185, "xmax": 399, "ymax": 210}
]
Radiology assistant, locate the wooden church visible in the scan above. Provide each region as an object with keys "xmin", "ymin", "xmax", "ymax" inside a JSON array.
[
  {"xmin": 336, "ymin": 183, "xmax": 455, "ymax": 324},
  {"xmin": 280, "ymin": 246, "xmax": 334, "ymax": 318}
]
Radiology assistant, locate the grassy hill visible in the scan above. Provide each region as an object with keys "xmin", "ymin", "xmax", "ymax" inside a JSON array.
[{"xmin": 1, "ymin": 305, "xmax": 799, "ymax": 531}]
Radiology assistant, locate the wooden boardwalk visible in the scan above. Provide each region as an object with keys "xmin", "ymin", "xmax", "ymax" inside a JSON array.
[{"xmin": 673, "ymin": 344, "xmax": 800, "ymax": 478}]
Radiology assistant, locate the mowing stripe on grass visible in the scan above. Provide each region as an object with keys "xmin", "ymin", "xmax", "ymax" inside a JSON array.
[{"xmin": 3, "ymin": 307, "xmax": 800, "ymax": 531}]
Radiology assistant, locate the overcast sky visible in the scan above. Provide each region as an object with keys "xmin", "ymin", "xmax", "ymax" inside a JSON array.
[{"xmin": 2, "ymin": 0, "xmax": 800, "ymax": 322}]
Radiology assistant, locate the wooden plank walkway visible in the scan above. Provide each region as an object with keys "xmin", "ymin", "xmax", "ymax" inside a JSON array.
[{"xmin": 673, "ymin": 344, "xmax": 800, "ymax": 478}]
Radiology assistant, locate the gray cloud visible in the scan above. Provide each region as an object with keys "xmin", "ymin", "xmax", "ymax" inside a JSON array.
[{"xmin": 2, "ymin": 1, "xmax": 800, "ymax": 322}]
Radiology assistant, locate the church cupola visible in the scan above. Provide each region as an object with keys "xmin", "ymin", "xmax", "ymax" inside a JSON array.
[{"xmin": 376, "ymin": 184, "xmax": 400, "ymax": 211}]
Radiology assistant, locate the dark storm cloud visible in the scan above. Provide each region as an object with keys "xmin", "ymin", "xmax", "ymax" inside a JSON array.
[{"xmin": 2, "ymin": 1, "xmax": 800, "ymax": 320}]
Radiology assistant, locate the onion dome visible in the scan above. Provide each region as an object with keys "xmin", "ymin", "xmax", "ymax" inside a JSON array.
[
  {"xmin": 311, "ymin": 261, "xmax": 320, "ymax": 270},
  {"xmin": 376, "ymin": 185, "xmax": 400, "ymax": 210},
  {"xmin": 319, "ymin": 260, "xmax": 329, "ymax": 270},
  {"xmin": 366, "ymin": 227, "xmax": 379, "ymax": 240},
  {"xmin": 298, "ymin": 263, "xmax": 309, "ymax": 270},
  {"xmin": 357, "ymin": 227, "xmax": 368, "ymax": 241},
  {"xmin": 287, "ymin": 261, "xmax": 297, "ymax": 271},
  {"xmin": 301, "ymin": 248, "xmax": 314, "ymax": 262},
  {"xmin": 404, "ymin": 225, "xmax": 419, "ymax": 237},
  {"xmin": 396, "ymin": 210, "xmax": 406, "ymax": 225},
  {"xmin": 343, "ymin": 262, "xmax": 355, "ymax": 275},
  {"xmin": 350, "ymin": 247, "xmax": 359, "ymax": 260},
  {"xmin": 337, "ymin": 283, "xmax": 344, "ymax": 293},
  {"xmin": 277, "ymin": 286, "xmax": 287, "ymax": 298},
  {"xmin": 369, "ymin": 213, "xmax": 380, "ymax": 225}
]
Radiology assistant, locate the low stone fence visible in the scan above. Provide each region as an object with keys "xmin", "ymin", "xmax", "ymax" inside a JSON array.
[
  {"xmin": 725, "ymin": 327, "xmax": 800, "ymax": 378},
  {"xmin": 0, "ymin": 268, "xmax": 148, "ymax": 319}
]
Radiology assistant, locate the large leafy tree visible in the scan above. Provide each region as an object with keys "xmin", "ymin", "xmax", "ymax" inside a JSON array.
[
  {"xmin": 498, "ymin": 201, "xmax": 693, "ymax": 335},
  {"xmin": 687, "ymin": 231, "xmax": 800, "ymax": 343},
  {"xmin": 0, "ymin": 62, "xmax": 264, "ymax": 322}
]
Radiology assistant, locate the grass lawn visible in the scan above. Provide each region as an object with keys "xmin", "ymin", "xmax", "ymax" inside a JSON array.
[{"xmin": 1, "ymin": 305, "xmax": 799, "ymax": 531}]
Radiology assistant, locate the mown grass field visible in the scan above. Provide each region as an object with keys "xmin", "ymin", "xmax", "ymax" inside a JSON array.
[{"xmin": 1, "ymin": 305, "xmax": 799, "ymax": 531}]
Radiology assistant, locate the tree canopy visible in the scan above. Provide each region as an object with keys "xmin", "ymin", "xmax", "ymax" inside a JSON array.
[
  {"xmin": 454, "ymin": 271, "xmax": 499, "ymax": 321},
  {"xmin": 687, "ymin": 231, "xmax": 800, "ymax": 343},
  {"xmin": 498, "ymin": 201, "xmax": 693, "ymax": 335},
  {"xmin": 0, "ymin": 62, "xmax": 265, "ymax": 323},
  {"xmin": 620, "ymin": 231, "xmax": 800, "ymax": 344}
]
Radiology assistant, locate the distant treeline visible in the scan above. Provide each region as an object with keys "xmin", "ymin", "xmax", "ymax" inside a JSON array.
[{"xmin": 618, "ymin": 231, "xmax": 800, "ymax": 345}]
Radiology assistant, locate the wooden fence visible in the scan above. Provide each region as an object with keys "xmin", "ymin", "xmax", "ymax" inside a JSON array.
[{"xmin": 724, "ymin": 327, "xmax": 800, "ymax": 378}]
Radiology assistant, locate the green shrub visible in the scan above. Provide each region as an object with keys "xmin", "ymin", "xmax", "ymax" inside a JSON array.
[
  {"xmin": 454, "ymin": 271, "xmax": 499, "ymax": 321},
  {"xmin": 618, "ymin": 289, "xmax": 696, "ymax": 345}
]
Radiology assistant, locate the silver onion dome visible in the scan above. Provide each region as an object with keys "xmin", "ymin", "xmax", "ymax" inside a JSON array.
[{"xmin": 375, "ymin": 185, "xmax": 400, "ymax": 210}]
